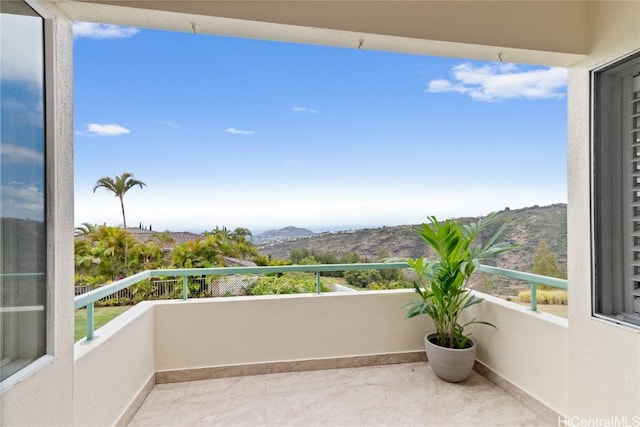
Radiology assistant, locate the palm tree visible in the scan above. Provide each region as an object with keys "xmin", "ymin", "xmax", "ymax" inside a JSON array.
[
  {"xmin": 93, "ymin": 173, "xmax": 146, "ymax": 276},
  {"xmin": 74, "ymin": 222, "xmax": 97, "ymax": 236},
  {"xmin": 93, "ymin": 172, "xmax": 146, "ymax": 230}
]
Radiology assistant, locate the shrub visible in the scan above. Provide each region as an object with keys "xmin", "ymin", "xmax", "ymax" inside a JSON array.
[
  {"xmin": 95, "ymin": 297, "xmax": 132, "ymax": 307},
  {"xmin": 367, "ymin": 280, "xmax": 412, "ymax": 290},
  {"xmin": 379, "ymin": 268, "xmax": 403, "ymax": 282},
  {"xmin": 345, "ymin": 269, "xmax": 383, "ymax": 288},
  {"xmin": 245, "ymin": 275, "xmax": 329, "ymax": 295},
  {"xmin": 518, "ymin": 289, "xmax": 568, "ymax": 305},
  {"xmin": 253, "ymin": 255, "xmax": 292, "ymax": 266}
]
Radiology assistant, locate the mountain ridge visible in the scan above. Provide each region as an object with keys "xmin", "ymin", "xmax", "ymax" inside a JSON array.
[{"xmin": 257, "ymin": 204, "xmax": 567, "ymax": 273}]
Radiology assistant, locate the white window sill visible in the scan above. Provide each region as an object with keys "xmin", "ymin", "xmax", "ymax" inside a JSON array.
[{"xmin": 0, "ymin": 355, "xmax": 54, "ymax": 394}]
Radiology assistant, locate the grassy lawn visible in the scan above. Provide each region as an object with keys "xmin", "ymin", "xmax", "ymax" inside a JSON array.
[{"xmin": 74, "ymin": 305, "xmax": 132, "ymax": 342}]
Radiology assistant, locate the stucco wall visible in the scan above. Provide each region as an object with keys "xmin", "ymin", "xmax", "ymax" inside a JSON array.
[
  {"xmin": 68, "ymin": 289, "xmax": 570, "ymax": 426},
  {"xmin": 153, "ymin": 291, "xmax": 429, "ymax": 371},
  {"xmin": 154, "ymin": 291, "xmax": 568, "ymax": 414},
  {"xmin": 463, "ymin": 294, "xmax": 568, "ymax": 415},
  {"xmin": 0, "ymin": 2, "xmax": 75, "ymax": 425},
  {"xmin": 567, "ymin": 0, "xmax": 640, "ymax": 419},
  {"xmin": 73, "ymin": 303, "xmax": 155, "ymax": 427}
]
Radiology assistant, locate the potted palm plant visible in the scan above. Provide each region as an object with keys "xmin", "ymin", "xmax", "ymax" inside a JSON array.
[{"xmin": 404, "ymin": 213, "xmax": 515, "ymax": 383}]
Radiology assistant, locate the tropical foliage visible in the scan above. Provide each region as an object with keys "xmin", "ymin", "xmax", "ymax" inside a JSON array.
[
  {"xmin": 92, "ymin": 172, "xmax": 147, "ymax": 275},
  {"xmin": 404, "ymin": 213, "xmax": 516, "ymax": 349},
  {"xmin": 74, "ymin": 225, "xmax": 260, "ymax": 295},
  {"xmin": 343, "ymin": 269, "xmax": 408, "ymax": 289},
  {"xmin": 245, "ymin": 275, "xmax": 329, "ymax": 295},
  {"xmin": 78, "ymin": 172, "xmax": 353, "ymax": 306}
]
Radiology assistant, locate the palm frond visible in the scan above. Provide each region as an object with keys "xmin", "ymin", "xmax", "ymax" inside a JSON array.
[{"xmin": 403, "ymin": 212, "xmax": 514, "ymax": 349}]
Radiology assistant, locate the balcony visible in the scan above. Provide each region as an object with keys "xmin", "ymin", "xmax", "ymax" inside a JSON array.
[
  {"xmin": 73, "ymin": 265, "xmax": 567, "ymax": 426},
  {"xmin": 129, "ymin": 362, "xmax": 548, "ymax": 426}
]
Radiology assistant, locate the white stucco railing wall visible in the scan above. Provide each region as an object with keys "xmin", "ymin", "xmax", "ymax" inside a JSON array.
[
  {"xmin": 73, "ymin": 302, "xmax": 155, "ymax": 427},
  {"xmin": 463, "ymin": 292, "xmax": 569, "ymax": 415},
  {"xmin": 153, "ymin": 291, "xmax": 429, "ymax": 371},
  {"xmin": 72, "ymin": 291, "xmax": 568, "ymax": 426}
]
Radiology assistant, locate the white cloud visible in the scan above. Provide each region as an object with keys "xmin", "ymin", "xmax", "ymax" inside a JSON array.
[
  {"xmin": 427, "ymin": 63, "xmax": 567, "ymax": 101},
  {"xmin": 73, "ymin": 22, "xmax": 139, "ymax": 40},
  {"xmin": 1, "ymin": 184, "xmax": 44, "ymax": 221},
  {"xmin": 226, "ymin": 128, "xmax": 255, "ymax": 135},
  {"xmin": 293, "ymin": 106, "xmax": 319, "ymax": 114},
  {"xmin": 1, "ymin": 14, "xmax": 44, "ymax": 84},
  {"xmin": 0, "ymin": 144, "xmax": 43, "ymax": 166},
  {"xmin": 79, "ymin": 123, "xmax": 131, "ymax": 137}
]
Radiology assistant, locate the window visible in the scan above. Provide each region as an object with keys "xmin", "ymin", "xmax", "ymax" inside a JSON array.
[
  {"xmin": 0, "ymin": 1, "xmax": 47, "ymax": 382},
  {"xmin": 593, "ymin": 52, "xmax": 640, "ymax": 327}
]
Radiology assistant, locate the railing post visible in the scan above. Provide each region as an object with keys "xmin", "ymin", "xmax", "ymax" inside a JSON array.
[
  {"xmin": 530, "ymin": 282, "xmax": 538, "ymax": 312},
  {"xmin": 315, "ymin": 271, "xmax": 322, "ymax": 294},
  {"xmin": 86, "ymin": 302, "xmax": 95, "ymax": 341},
  {"xmin": 182, "ymin": 276, "xmax": 189, "ymax": 300}
]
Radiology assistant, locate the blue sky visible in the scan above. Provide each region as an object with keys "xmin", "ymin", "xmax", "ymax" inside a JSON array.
[{"xmin": 73, "ymin": 23, "xmax": 567, "ymax": 233}]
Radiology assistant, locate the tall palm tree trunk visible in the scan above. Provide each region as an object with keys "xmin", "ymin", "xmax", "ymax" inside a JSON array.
[
  {"xmin": 119, "ymin": 195, "xmax": 127, "ymax": 230},
  {"xmin": 120, "ymin": 195, "xmax": 128, "ymax": 275}
]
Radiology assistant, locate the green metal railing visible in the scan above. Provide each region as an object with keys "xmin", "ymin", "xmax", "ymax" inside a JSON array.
[
  {"xmin": 477, "ymin": 265, "xmax": 568, "ymax": 312},
  {"xmin": 74, "ymin": 262, "xmax": 567, "ymax": 342}
]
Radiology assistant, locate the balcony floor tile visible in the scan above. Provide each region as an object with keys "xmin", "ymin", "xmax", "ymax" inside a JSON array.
[{"xmin": 129, "ymin": 362, "xmax": 549, "ymax": 426}]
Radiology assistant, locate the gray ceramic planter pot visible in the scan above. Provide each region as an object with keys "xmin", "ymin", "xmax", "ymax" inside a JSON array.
[{"xmin": 424, "ymin": 333, "xmax": 476, "ymax": 383}]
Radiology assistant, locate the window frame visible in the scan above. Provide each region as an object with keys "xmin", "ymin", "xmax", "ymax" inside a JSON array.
[
  {"xmin": 0, "ymin": 0, "xmax": 56, "ymax": 392},
  {"xmin": 592, "ymin": 50, "xmax": 640, "ymax": 329}
]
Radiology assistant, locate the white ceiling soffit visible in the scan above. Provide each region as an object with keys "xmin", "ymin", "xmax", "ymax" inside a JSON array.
[{"xmin": 58, "ymin": 1, "xmax": 589, "ymax": 67}]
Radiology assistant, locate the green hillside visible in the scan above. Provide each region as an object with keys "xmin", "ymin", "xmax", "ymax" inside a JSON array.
[{"xmin": 258, "ymin": 203, "xmax": 567, "ymax": 274}]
